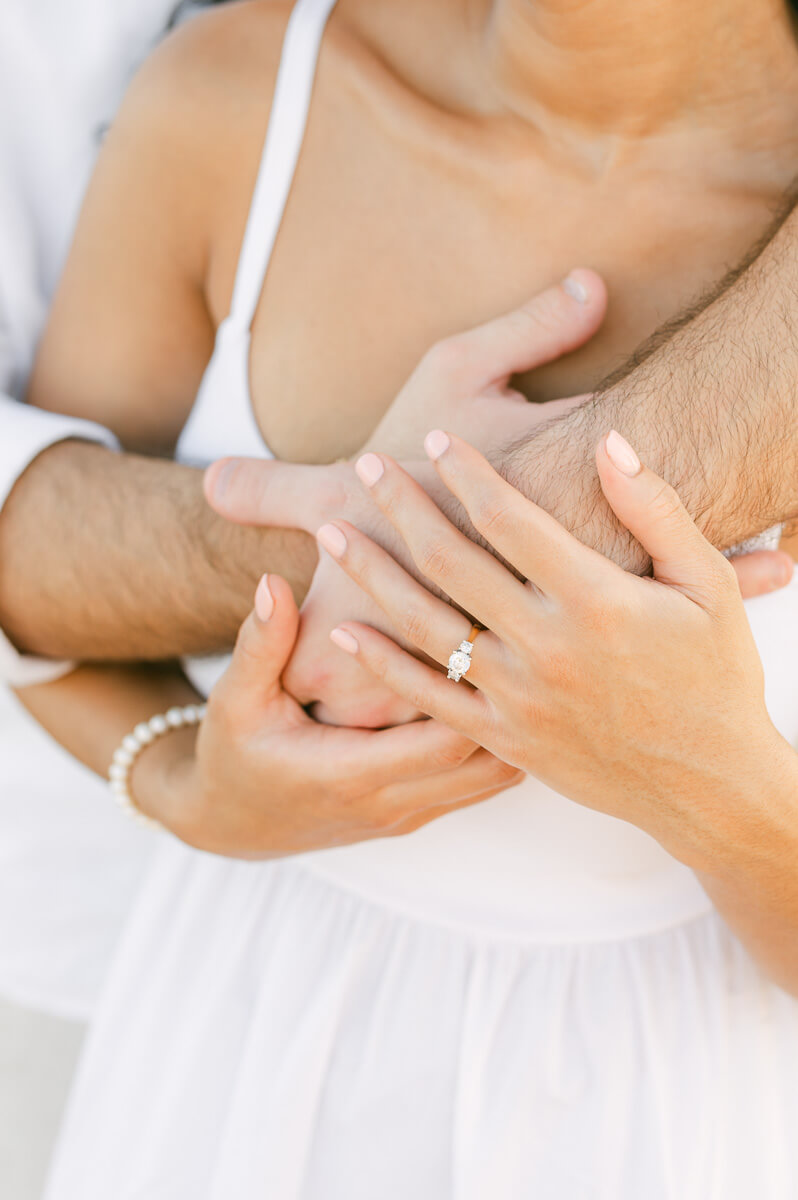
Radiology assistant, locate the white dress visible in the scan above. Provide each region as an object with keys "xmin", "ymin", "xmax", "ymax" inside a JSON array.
[{"xmin": 45, "ymin": 1, "xmax": 798, "ymax": 1195}]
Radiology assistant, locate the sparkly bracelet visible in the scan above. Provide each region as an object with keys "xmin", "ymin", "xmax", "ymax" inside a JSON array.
[{"xmin": 107, "ymin": 704, "xmax": 207, "ymax": 830}]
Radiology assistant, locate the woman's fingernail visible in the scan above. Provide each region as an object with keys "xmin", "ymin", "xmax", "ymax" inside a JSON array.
[
  {"xmin": 255, "ymin": 574, "xmax": 274, "ymax": 622},
  {"xmin": 330, "ymin": 628, "xmax": 360, "ymax": 655},
  {"xmin": 424, "ymin": 430, "xmax": 451, "ymax": 461},
  {"xmin": 605, "ymin": 430, "xmax": 642, "ymax": 477},
  {"xmin": 562, "ymin": 273, "xmax": 588, "ymax": 304},
  {"xmin": 355, "ymin": 454, "xmax": 384, "ymax": 488},
  {"xmin": 316, "ymin": 524, "xmax": 348, "ymax": 559}
]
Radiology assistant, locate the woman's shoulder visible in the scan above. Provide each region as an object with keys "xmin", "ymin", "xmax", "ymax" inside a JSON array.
[{"xmin": 124, "ymin": 2, "xmax": 294, "ymax": 140}]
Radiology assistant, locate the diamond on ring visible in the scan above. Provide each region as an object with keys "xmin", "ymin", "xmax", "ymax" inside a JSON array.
[{"xmin": 447, "ymin": 640, "xmax": 475, "ymax": 682}]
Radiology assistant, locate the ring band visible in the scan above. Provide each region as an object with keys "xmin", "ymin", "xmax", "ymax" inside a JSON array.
[{"xmin": 447, "ymin": 623, "xmax": 482, "ymax": 683}]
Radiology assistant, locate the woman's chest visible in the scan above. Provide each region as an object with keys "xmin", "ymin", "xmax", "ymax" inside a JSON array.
[{"xmin": 205, "ymin": 97, "xmax": 783, "ymax": 465}]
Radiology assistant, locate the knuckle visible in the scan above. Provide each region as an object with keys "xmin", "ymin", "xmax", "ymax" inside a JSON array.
[
  {"xmin": 712, "ymin": 553, "xmax": 739, "ymax": 590},
  {"xmin": 488, "ymin": 757, "xmax": 524, "ymax": 784},
  {"xmin": 470, "ymin": 497, "xmax": 513, "ymax": 543},
  {"xmin": 516, "ymin": 303, "xmax": 560, "ymax": 341},
  {"xmin": 429, "ymin": 737, "xmax": 472, "ymax": 771},
  {"xmin": 416, "ymin": 538, "xmax": 455, "ymax": 582},
  {"xmin": 648, "ymin": 480, "xmax": 684, "ymax": 524},
  {"xmin": 707, "ymin": 553, "xmax": 741, "ymax": 606},
  {"xmin": 421, "ymin": 334, "xmax": 472, "ymax": 380},
  {"xmin": 402, "ymin": 601, "xmax": 433, "ymax": 649}
]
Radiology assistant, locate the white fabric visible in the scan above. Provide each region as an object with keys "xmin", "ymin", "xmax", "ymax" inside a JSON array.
[
  {"xmin": 0, "ymin": 402, "xmax": 119, "ymax": 687},
  {"xmin": 45, "ymin": 0, "xmax": 798, "ymax": 1195},
  {"xmin": 0, "ymin": 0, "xmax": 182, "ymax": 1016}
]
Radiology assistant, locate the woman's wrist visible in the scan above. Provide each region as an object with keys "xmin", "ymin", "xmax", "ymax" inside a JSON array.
[
  {"xmin": 680, "ymin": 728, "xmax": 798, "ymax": 884},
  {"xmin": 128, "ymin": 724, "xmax": 200, "ymax": 831}
]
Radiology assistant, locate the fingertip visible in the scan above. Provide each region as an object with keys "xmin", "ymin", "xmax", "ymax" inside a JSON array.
[
  {"xmin": 601, "ymin": 430, "xmax": 642, "ymax": 478},
  {"xmin": 777, "ymin": 551, "xmax": 795, "ymax": 586},
  {"xmin": 424, "ymin": 430, "xmax": 451, "ymax": 462},
  {"xmin": 330, "ymin": 627, "xmax": 360, "ymax": 655},
  {"xmin": 562, "ymin": 268, "xmax": 607, "ymax": 314},
  {"xmin": 254, "ymin": 574, "xmax": 274, "ymax": 623}
]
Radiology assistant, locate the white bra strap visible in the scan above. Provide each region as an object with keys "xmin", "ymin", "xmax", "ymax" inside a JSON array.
[{"xmin": 228, "ymin": 0, "xmax": 339, "ymax": 330}]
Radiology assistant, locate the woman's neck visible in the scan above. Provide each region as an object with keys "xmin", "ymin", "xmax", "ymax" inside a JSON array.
[{"xmin": 476, "ymin": 0, "xmax": 798, "ymax": 146}]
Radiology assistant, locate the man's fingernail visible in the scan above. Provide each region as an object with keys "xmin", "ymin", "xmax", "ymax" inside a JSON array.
[
  {"xmin": 772, "ymin": 555, "xmax": 794, "ymax": 589},
  {"xmin": 605, "ymin": 430, "xmax": 641, "ymax": 477},
  {"xmin": 255, "ymin": 575, "xmax": 274, "ymax": 622},
  {"xmin": 355, "ymin": 454, "xmax": 384, "ymax": 488},
  {"xmin": 424, "ymin": 430, "xmax": 451, "ymax": 461},
  {"xmin": 317, "ymin": 524, "xmax": 348, "ymax": 559},
  {"xmin": 330, "ymin": 628, "xmax": 359, "ymax": 655},
  {"xmin": 207, "ymin": 459, "xmax": 239, "ymax": 502},
  {"xmin": 562, "ymin": 273, "xmax": 588, "ymax": 304}
]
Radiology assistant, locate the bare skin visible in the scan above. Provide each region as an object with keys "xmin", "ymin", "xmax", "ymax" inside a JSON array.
[
  {"xmin": 29, "ymin": 0, "xmax": 798, "ymax": 459},
  {"xmin": 0, "ymin": 0, "xmax": 794, "ymax": 666},
  {"xmin": 0, "ymin": 442, "xmax": 316, "ymax": 659},
  {"xmin": 9, "ymin": 0, "xmax": 798, "ymax": 861},
  {"xmin": 310, "ymin": 433, "xmax": 798, "ymax": 993}
]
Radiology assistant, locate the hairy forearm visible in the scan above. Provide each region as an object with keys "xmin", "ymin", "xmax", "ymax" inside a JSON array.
[
  {"xmin": 504, "ymin": 200, "xmax": 798, "ymax": 566},
  {"xmin": 0, "ymin": 440, "xmax": 317, "ymax": 660}
]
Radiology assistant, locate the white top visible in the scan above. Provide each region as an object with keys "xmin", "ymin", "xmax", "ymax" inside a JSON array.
[
  {"xmin": 0, "ymin": 0, "xmax": 184, "ymax": 1018},
  {"xmin": 175, "ymin": 0, "xmax": 798, "ymax": 942}
]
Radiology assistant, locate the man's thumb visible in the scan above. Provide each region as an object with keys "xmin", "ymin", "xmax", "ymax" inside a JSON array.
[
  {"xmin": 204, "ymin": 458, "xmax": 331, "ymax": 531},
  {"xmin": 450, "ymin": 269, "xmax": 607, "ymax": 389},
  {"xmin": 595, "ymin": 431, "xmax": 724, "ymax": 599}
]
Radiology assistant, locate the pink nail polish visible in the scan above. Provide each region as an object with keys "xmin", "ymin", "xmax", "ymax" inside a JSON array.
[
  {"xmin": 355, "ymin": 454, "xmax": 385, "ymax": 488},
  {"xmin": 255, "ymin": 575, "xmax": 274, "ymax": 622},
  {"xmin": 330, "ymin": 628, "xmax": 359, "ymax": 655},
  {"xmin": 424, "ymin": 430, "xmax": 451, "ymax": 461},
  {"xmin": 562, "ymin": 273, "xmax": 588, "ymax": 304},
  {"xmin": 316, "ymin": 524, "xmax": 348, "ymax": 559},
  {"xmin": 605, "ymin": 430, "xmax": 641, "ymax": 477}
]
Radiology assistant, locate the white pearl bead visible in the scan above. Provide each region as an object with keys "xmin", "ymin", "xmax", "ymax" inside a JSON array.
[
  {"xmin": 113, "ymin": 748, "xmax": 134, "ymax": 768},
  {"xmin": 122, "ymin": 735, "xmax": 140, "ymax": 756},
  {"xmin": 166, "ymin": 707, "xmax": 185, "ymax": 728},
  {"xmin": 148, "ymin": 714, "xmax": 168, "ymax": 736},
  {"xmin": 109, "ymin": 763, "xmax": 128, "ymax": 782},
  {"xmin": 134, "ymin": 723, "xmax": 155, "ymax": 745},
  {"xmin": 110, "ymin": 780, "xmax": 128, "ymax": 797}
]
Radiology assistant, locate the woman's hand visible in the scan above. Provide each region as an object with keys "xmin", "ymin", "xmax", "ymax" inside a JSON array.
[
  {"xmin": 319, "ymin": 431, "xmax": 798, "ymax": 873},
  {"xmin": 134, "ymin": 574, "xmax": 522, "ymax": 858},
  {"xmin": 205, "ymin": 275, "xmax": 790, "ymax": 728}
]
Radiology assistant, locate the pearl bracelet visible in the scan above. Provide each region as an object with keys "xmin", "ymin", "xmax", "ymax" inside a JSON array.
[{"xmin": 107, "ymin": 704, "xmax": 207, "ymax": 830}]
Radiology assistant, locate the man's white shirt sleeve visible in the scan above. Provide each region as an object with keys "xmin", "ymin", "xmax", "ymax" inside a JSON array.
[{"xmin": 0, "ymin": 396, "xmax": 119, "ymax": 686}]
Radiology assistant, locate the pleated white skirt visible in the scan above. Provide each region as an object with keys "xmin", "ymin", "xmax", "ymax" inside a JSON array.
[{"xmin": 44, "ymin": 842, "xmax": 798, "ymax": 1200}]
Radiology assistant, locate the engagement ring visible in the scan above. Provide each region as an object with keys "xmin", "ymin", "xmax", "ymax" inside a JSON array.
[{"xmin": 447, "ymin": 624, "xmax": 482, "ymax": 683}]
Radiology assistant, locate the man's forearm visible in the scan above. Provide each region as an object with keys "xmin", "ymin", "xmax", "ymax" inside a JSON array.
[
  {"xmin": 0, "ymin": 440, "xmax": 317, "ymax": 660},
  {"xmin": 505, "ymin": 199, "xmax": 798, "ymax": 566}
]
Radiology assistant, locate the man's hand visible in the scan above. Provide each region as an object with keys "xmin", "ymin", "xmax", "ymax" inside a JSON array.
[
  {"xmin": 362, "ymin": 270, "xmax": 607, "ymax": 458},
  {"xmin": 136, "ymin": 574, "xmax": 521, "ymax": 857},
  {"xmin": 205, "ymin": 279, "xmax": 609, "ymax": 725},
  {"xmin": 206, "ymin": 277, "xmax": 792, "ymax": 728}
]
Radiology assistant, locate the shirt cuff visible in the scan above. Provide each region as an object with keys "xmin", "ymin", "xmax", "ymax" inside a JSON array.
[{"xmin": 0, "ymin": 398, "xmax": 119, "ymax": 686}]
